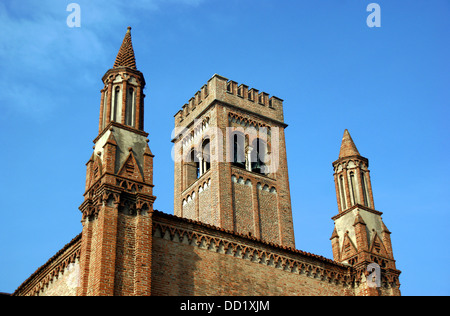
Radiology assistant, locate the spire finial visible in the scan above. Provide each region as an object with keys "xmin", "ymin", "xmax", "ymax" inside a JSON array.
[
  {"xmin": 338, "ymin": 129, "xmax": 360, "ymax": 158},
  {"xmin": 113, "ymin": 27, "xmax": 137, "ymax": 69}
]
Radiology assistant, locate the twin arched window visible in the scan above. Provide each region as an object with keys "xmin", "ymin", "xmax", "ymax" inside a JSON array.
[{"xmin": 231, "ymin": 132, "xmax": 268, "ymax": 175}]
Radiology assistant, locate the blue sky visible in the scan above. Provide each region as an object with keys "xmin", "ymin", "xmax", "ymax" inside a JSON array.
[{"xmin": 0, "ymin": 0, "xmax": 449, "ymax": 296}]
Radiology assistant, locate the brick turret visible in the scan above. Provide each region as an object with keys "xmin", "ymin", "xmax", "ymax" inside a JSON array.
[
  {"xmin": 78, "ymin": 27, "xmax": 155, "ymax": 296},
  {"xmin": 330, "ymin": 130, "xmax": 401, "ymax": 295}
]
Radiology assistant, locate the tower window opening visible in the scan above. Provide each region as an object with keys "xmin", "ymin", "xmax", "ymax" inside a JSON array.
[
  {"xmin": 126, "ymin": 87, "xmax": 136, "ymax": 127},
  {"xmin": 361, "ymin": 171, "xmax": 369, "ymax": 207},
  {"xmin": 232, "ymin": 133, "xmax": 245, "ymax": 169},
  {"xmin": 202, "ymin": 138, "xmax": 211, "ymax": 174},
  {"xmin": 339, "ymin": 175, "xmax": 347, "ymax": 210},
  {"xmin": 185, "ymin": 149, "xmax": 200, "ymax": 188},
  {"xmin": 112, "ymin": 86, "xmax": 121, "ymax": 122},
  {"xmin": 349, "ymin": 171, "xmax": 357, "ymax": 205},
  {"xmin": 251, "ymin": 138, "xmax": 268, "ymax": 175}
]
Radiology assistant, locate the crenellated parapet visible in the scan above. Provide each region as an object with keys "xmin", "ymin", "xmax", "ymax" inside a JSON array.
[{"xmin": 175, "ymin": 74, "xmax": 285, "ymax": 128}]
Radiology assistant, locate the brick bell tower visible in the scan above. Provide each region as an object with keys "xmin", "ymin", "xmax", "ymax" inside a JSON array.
[
  {"xmin": 77, "ymin": 27, "xmax": 156, "ymax": 296},
  {"xmin": 330, "ymin": 130, "xmax": 401, "ymax": 295},
  {"xmin": 172, "ymin": 75, "xmax": 295, "ymax": 248}
]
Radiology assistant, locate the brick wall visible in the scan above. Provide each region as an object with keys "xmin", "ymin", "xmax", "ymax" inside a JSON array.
[
  {"xmin": 232, "ymin": 178, "xmax": 253, "ymax": 235},
  {"xmin": 114, "ymin": 212, "xmax": 138, "ymax": 295},
  {"xmin": 151, "ymin": 212, "xmax": 354, "ymax": 296}
]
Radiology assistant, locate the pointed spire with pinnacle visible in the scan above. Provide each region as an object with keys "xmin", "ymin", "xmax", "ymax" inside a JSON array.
[
  {"xmin": 339, "ymin": 129, "xmax": 360, "ymax": 158},
  {"xmin": 113, "ymin": 27, "xmax": 137, "ymax": 69}
]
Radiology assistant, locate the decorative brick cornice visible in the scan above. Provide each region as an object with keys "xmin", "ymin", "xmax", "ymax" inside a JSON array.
[
  {"xmin": 228, "ymin": 112, "xmax": 271, "ymax": 130},
  {"xmin": 153, "ymin": 210, "xmax": 402, "ymax": 291},
  {"xmin": 152, "ymin": 211, "xmax": 354, "ymax": 286}
]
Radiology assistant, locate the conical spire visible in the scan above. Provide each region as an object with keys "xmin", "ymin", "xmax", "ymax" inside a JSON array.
[
  {"xmin": 339, "ymin": 129, "xmax": 360, "ymax": 158},
  {"xmin": 113, "ymin": 27, "xmax": 137, "ymax": 69}
]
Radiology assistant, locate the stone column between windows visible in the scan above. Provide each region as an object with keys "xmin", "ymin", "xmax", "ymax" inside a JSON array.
[
  {"xmin": 197, "ymin": 153, "xmax": 204, "ymax": 177},
  {"xmin": 246, "ymin": 146, "xmax": 253, "ymax": 171}
]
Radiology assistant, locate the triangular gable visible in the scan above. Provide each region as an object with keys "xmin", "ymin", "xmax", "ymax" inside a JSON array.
[
  {"xmin": 369, "ymin": 232, "xmax": 389, "ymax": 258},
  {"xmin": 118, "ymin": 151, "xmax": 143, "ymax": 182},
  {"xmin": 340, "ymin": 232, "xmax": 358, "ymax": 261}
]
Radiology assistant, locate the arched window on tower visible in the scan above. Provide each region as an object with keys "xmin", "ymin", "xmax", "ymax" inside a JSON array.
[
  {"xmin": 339, "ymin": 175, "xmax": 347, "ymax": 210},
  {"xmin": 184, "ymin": 149, "xmax": 199, "ymax": 188},
  {"xmin": 112, "ymin": 86, "xmax": 121, "ymax": 122},
  {"xmin": 202, "ymin": 138, "xmax": 211, "ymax": 174},
  {"xmin": 125, "ymin": 87, "xmax": 136, "ymax": 127},
  {"xmin": 360, "ymin": 171, "xmax": 369, "ymax": 207},
  {"xmin": 349, "ymin": 171, "xmax": 357, "ymax": 205},
  {"xmin": 231, "ymin": 132, "xmax": 245, "ymax": 169},
  {"xmin": 251, "ymin": 138, "xmax": 268, "ymax": 175}
]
